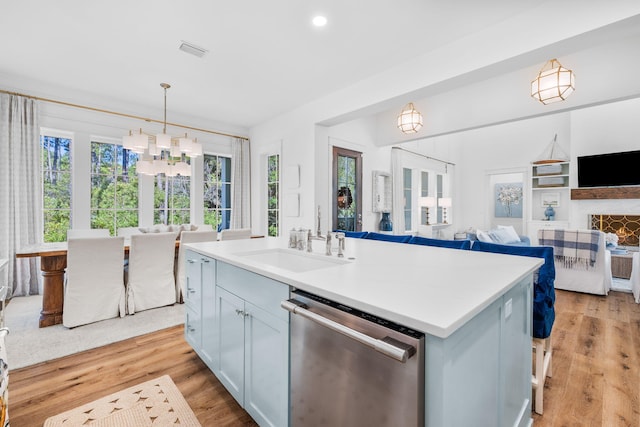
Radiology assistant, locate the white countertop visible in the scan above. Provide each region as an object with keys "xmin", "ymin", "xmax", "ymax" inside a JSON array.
[{"xmin": 186, "ymin": 237, "xmax": 542, "ymax": 338}]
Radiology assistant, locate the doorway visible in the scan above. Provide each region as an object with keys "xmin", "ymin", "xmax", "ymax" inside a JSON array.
[{"xmin": 332, "ymin": 147, "xmax": 362, "ymax": 231}]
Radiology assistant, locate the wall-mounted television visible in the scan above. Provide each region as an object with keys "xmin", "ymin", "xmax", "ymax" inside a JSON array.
[{"xmin": 577, "ymin": 150, "xmax": 640, "ymax": 188}]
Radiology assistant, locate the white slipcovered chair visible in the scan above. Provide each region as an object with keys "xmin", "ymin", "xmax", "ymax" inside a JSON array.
[
  {"xmin": 63, "ymin": 236, "xmax": 126, "ymax": 328},
  {"xmin": 66, "ymin": 228, "xmax": 110, "ymax": 239},
  {"xmin": 194, "ymin": 224, "xmax": 214, "ymax": 232},
  {"xmin": 117, "ymin": 227, "xmax": 143, "ymax": 238},
  {"xmin": 538, "ymin": 229, "xmax": 612, "ymax": 295},
  {"xmin": 126, "ymin": 232, "xmax": 178, "ymax": 314},
  {"xmin": 219, "ymin": 228, "xmax": 251, "ymax": 240},
  {"xmin": 176, "ymin": 230, "xmax": 218, "ymax": 302}
]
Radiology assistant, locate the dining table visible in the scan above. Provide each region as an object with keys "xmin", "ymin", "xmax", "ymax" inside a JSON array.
[
  {"xmin": 15, "ymin": 235, "xmax": 263, "ymax": 328},
  {"xmin": 15, "ymin": 240, "xmax": 180, "ymax": 328}
]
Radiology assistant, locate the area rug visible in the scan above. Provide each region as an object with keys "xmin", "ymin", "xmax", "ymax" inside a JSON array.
[
  {"xmin": 44, "ymin": 375, "xmax": 201, "ymax": 426},
  {"xmin": 5, "ymin": 295, "xmax": 184, "ymax": 369}
]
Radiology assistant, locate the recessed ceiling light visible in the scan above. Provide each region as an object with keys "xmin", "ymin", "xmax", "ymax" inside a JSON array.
[{"xmin": 312, "ymin": 16, "xmax": 327, "ymax": 27}]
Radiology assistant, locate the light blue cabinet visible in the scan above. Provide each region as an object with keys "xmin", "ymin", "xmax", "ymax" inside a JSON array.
[
  {"xmin": 185, "ymin": 254, "xmax": 290, "ymax": 427},
  {"xmin": 184, "ymin": 250, "xmax": 217, "ymax": 371},
  {"xmin": 424, "ymin": 277, "xmax": 532, "ymax": 427},
  {"xmin": 216, "ymin": 262, "xmax": 290, "ymax": 427}
]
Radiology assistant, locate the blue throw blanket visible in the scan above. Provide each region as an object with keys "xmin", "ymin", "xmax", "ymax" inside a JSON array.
[{"xmin": 538, "ymin": 229, "xmax": 599, "ymax": 268}]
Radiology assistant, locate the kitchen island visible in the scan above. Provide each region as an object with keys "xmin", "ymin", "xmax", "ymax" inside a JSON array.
[{"xmin": 184, "ymin": 236, "xmax": 542, "ymax": 427}]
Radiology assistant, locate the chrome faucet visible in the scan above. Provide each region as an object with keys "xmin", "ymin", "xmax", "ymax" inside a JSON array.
[
  {"xmin": 325, "ymin": 232, "xmax": 332, "ymax": 256},
  {"xmin": 336, "ymin": 233, "xmax": 345, "ymax": 257}
]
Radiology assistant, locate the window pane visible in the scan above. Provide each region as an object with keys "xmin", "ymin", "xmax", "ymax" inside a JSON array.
[
  {"xmin": 268, "ymin": 183, "xmax": 278, "ymax": 209},
  {"xmin": 91, "ymin": 143, "xmax": 115, "ymax": 175},
  {"xmin": 43, "ymin": 210, "xmax": 70, "ymax": 243},
  {"xmin": 91, "ymin": 175, "xmax": 116, "ymax": 209},
  {"xmin": 42, "ymin": 135, "xmax": 72, "ymax": 242},
  {"xmin": 116, "ymin": 176, "xmax": 138, "ymax": 209},
  {"xmin": 44, "ymin": 171, "xmax": 71, "ymax": 209},
  {"xmin": 91, "ymin": 209, "xmax": 115, "ymax": 234},
  {"xmin": 203, "ymin": 154, "xmax": 231, "ymax": 230}
]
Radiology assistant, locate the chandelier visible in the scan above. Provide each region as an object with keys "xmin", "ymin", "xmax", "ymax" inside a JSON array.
[
  {"xmin": 531, "ymin": 59, "xmax": 575, "ymax": 105},
  {"xmin": 125, "ymin": 83, "xmax": 202, "ymax": 177},
  {"xmin": 397, "ymin": 102, "xmax": 423, "ymax": 134}
]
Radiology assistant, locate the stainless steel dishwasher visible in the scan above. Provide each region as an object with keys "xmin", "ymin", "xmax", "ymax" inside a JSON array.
[{"xmin": 282, "ymin": 289, "xmax": 425, "ymax": 426}]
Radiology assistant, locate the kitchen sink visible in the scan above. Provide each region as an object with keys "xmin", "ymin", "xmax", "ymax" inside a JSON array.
[{"xmin": 235, "ymin": 248, "xmax": 349, "ymax": 273}]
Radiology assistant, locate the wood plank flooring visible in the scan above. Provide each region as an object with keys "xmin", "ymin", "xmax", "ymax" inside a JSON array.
[
  {"xmin": 9, "ymin": 325, "xmax": 257, "ymax": 427},
  {"xmin": 532, "ymin": 289, "xmax": 640, "ymax": 426},
  {"xmin": 9, "ymin": 289, "xmax": 640, "ymax": 426}
]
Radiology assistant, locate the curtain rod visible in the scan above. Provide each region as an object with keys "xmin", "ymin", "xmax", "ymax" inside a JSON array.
[
  {"xmin": 392, "ymin": 146, "xmax": 455, "ymax": 166},
  {"xmin": 0, "ymin": 88, "xmax": 249, "ymax": 141}
]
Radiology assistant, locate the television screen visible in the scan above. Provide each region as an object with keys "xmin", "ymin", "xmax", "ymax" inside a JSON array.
[{"xmin": 577, "ymin": 150, "xmax": 640, "ymax": 187}]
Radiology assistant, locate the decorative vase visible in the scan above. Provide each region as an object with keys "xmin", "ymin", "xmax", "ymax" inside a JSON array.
[
  {"xmin": 379, "ymin": 212, "xmax": 393, "ymax": 232},
  {"xmin": 544, "ymin": 205, "xmax": 555, "ymax": 221}
]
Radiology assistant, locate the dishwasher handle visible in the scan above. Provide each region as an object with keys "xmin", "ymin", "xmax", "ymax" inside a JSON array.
[{"xmin": 281, "ymin": 299, "xmax": 416, "ymax": 363}]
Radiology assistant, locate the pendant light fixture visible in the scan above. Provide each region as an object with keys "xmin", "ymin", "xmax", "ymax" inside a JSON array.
[
  {"xmin": 125, "ymin": 83, "xmax": 203, "ymax": 177},
  {"xmin": 531, "ymin": 58, "xmax": 575, "ymax": 105},
  {"xmin": 397, "ymin": 102, "xmax": 423, "ymax": 134}
]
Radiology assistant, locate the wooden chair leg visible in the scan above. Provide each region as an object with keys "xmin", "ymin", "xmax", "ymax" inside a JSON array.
[{"xmin": 532, "ymin": 335, "xmax": 553, "ymax": 415}]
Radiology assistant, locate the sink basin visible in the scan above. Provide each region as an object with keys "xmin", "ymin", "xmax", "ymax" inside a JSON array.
[{"xmin": 235, "ymin": 248, "xmax": 349, "ymax": 273}]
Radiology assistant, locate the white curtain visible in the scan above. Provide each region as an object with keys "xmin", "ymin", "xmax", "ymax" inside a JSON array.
[
  {"xmin": 0, "ymin": 94, "xmax": 42, "ymax": 297},
  {"xmin": 231, "ymin": 138, "xmax": 251, "ymax": 229}
]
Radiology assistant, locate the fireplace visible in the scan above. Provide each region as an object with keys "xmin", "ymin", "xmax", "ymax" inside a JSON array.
[{"xmin": 589, "ymin": 214, "xmax": 640, "ymax": 247}]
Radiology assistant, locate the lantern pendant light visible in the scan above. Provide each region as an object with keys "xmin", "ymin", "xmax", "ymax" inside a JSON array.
[
  {"xmin": 397, "ymin": 102, "xmax": 423, "ymax": 134},
  {"xmin": 531, "ymin": 58, "xmax": 575, "ymax": 105}
]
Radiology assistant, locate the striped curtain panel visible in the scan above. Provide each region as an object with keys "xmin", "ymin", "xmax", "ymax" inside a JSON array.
[
  {"xmin": 231, "ymin": 138, "xmax": 251, "ymax": 229},
  {"xmin": 0, "ymin": 94, "xmax": 42, "ymax": 297}
]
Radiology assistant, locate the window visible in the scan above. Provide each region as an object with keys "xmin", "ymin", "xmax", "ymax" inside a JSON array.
[
  {"xmin": 154, "ymin": 175, "xmax": 191, "ymax": 225},
  {"xmin": 403, "ymin": 168, "xmax": 412, "ymax": 231},
  {"xmin": 420, "ymin": 171, "xmax": 429, "ymax": 225},
  {"xmin": 91, "ymin": 141, "xmax": 139, "ymax": 235},
  {"xmin": 203, "ymin": 154, "xmax": 231, "ymax": 230},
  {"xmin": 267, "ymin": 154, "xmax": 280, "ymax": 236},
  {"xmin": 41, "ymin": 133, "xmax": 72, "ymax": 242}
]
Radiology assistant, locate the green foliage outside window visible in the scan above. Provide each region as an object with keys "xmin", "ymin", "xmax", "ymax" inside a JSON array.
[
  {"xmin": 267, "ymin": 154, "xmax": 279, "ymax": 236},
  {"xmin": 90, "ymin": 142, "xmax": 139, "ymax": 235},
  {"xmin": 42, "ymin": 135, "xmax": 72, "ymax": 242},
  {"xmin": 154, "ymin": 174, "xmax": 190, "ymax": 225},
  {"xmin": 203, "ymin": 154, "xmax": 231, "ymax": 230}
]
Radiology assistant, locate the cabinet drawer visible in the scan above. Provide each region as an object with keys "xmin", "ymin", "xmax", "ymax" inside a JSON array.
[{"xmin": 217, "ymin": 262, "xmax": 290, "ymax": 320}]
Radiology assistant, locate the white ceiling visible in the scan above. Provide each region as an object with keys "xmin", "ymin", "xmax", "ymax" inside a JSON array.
[{"xmin": 0, "ymin": 0, "xmax": 545, "ymax": 131}]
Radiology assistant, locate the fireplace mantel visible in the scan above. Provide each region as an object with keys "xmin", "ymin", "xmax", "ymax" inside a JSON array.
[{"xmin": 571, "ymin": 186, "xmax": 640, "ymax": 200}]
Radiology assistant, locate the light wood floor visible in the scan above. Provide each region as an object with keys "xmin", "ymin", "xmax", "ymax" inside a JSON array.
[
  {"xmin": 9, "ymin": 289, "xmax": 640, "ymax": 427},
  {"xmin": 532, "ymin": 289, "xmax": 640, "ymax": 426},
  {"xmin": 9, "ymin": 325, "xmax": 257, "ymax": 427}
]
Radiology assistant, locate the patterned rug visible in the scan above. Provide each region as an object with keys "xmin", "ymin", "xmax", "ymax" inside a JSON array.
[{"xmin": 43, "ymin": 375, "xmax": 201, "ymax": 426}]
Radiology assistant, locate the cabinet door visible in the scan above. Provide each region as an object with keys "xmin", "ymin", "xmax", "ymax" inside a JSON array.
[
  {"xmin": 217, "ymin": 286, "xmax": 246, "ymax": 406},
  {"xmin": 200, "ymin": 256, "xmax": 217, "ymax": 371},
  {"xmin": 244, "ymin": 301, "xmax": 289, "ymax": 427},
  {"xmin": 184, "ymin": 305, "xmax": 201, "ymax": 349},
  {"xmin": 184, "ymin": 251, "xmax": 202, "ymax": 309}
]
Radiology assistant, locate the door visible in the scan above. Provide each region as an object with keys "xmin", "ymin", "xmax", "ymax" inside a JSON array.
[
  {"xmin": 244, "ymin": 301, "xmax": 289, "ymax": 427},
  {"xmin": 217, "ymin": 286, "xmax": 246, "ymax": 405},
  {"xmin": 332, "ymin": 147, "xmax": 362, "ymax": 231}
]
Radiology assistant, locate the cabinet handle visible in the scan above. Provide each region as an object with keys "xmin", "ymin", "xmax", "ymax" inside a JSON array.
[
  {"xmin": 187, "ymin": 259, "xmax": 196, "ymax": 264},
  {"xmin": 187, "ymin": 324, "xmax": 196, "ymax": 332},
  {"xmin": 201, "ymin": 258, "xmax": 210, "ymax": 263},
  {"xmin": 187, "ymin": 287, "xmax": 196, "ymax": 294},
  {"xmin": 235, "ymin": 309, "xmax": 250, "ymax": 317}
]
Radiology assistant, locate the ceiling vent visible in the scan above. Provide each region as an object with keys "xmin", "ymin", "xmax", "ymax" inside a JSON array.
[{"xmin": 179, "ymin": 41, "xmax": 208, "ymax": 58}]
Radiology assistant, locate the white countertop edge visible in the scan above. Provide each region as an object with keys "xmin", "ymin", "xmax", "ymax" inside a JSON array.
[{"xmin": 185, "ymin": 237, "xmax": 542, "ymax": 338}]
